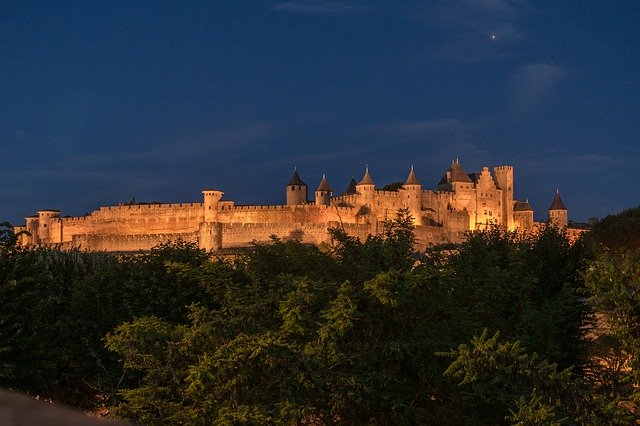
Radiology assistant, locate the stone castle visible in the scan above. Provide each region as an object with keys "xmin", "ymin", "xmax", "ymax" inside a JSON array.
[{"xmin": 14, "ymin": 161, "xmax": 572, "ymax": 252}]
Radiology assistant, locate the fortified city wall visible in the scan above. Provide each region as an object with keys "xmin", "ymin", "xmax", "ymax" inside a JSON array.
[{"xmin": 15, "ymin": 161, "xmax": 577, "ymax": 253}]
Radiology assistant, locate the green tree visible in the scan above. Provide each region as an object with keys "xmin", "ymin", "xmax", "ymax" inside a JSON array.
[
  {"xmin": 420, "ymin": 226, "xmax": 592, "ymax": 371},
  {"xmin": 585, "ymin": 249, "xmax": 640, "ymax": 412},
  {"xmin": 440, "ymin": 330, "xmax": 630, "ymax": 424},
  {"xmin": 0, "ymin": 222, "xmax": 19, "ymax": 246},
  {"xmin": 0, "ymin": 246, "xmax": 118, "ymax": 405},
  {"xmin": 586, "ymin": 206, "xmax": 640, "ymax": 253}
]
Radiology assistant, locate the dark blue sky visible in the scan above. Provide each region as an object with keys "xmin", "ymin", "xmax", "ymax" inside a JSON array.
[{"xmin": 2, "ymin": 1, "xmax": 639, "ymax": 224}]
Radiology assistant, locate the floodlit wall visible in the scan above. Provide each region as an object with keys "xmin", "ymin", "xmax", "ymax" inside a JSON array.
[
  {"xmin": 57, "ymin": 203, "xmax": 203, "ymax": 243},
  {"xmin": 68, "ymin": 232, "xmax": 198, "ymax": 252},
  {"xmin": 15, "ymin": 163, "xmax": 582, "ymax": 253}
]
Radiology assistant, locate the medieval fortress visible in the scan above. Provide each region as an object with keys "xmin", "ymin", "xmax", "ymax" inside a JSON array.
[{"xmin": 15, "ymin": 161, "xmax": 571, "ymax": 252}]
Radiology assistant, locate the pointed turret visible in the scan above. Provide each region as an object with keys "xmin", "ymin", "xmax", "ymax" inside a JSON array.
[
  {"xmin": 549, "ymin": 189, "xmax": 567, "ymax": 211},
  {"xmin": 358, "ymin": 165, "xmax": 374, "ymax": 185},
  {"xmin": 288, "ymin": 168, "xmax": 307, "ymax": 187},
  {"xmin": 315, "ymin": 174, "xmax": 332, "ymax": 206},
  {"xmin": 548, "ymin": 189, "xmax": 568, "ymax": 228},
  {"xmin": 404, "ymin": 165, "xmax": 420, "ymax": 185},
  {"xmin": 402, "ymin": 166, "xmax": 422, "ymax": 223},
  {"xmin": 316, "ymin": 174, "xmax": 331, "ymax": 192},
  {"xmin": 356, "ymin": 165, "xmax": 375, "ymax": 204},
  {"xmin": 286, "ymin": 168, "xmax": 308, "ymax": 205}
]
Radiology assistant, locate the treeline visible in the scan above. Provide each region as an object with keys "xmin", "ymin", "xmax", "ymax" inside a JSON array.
[{"xmin": 0, "ymin": 209, "xmax": 639, "ymax": 424}]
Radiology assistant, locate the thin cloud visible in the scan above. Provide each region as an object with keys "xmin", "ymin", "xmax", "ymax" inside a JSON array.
[
  {"xmin": 412, "ymin": 0, "xmax": 529, "ymax": 62},
  {"xmin": 399, "ymin": 118, "xmax": 471, "ymax": 135},
  {"xmin": 510, "ymin": 63, "xmax": 565, "ymax": 116},
  {"xmin": 78, "ymin": 121, "xmax": 274, "ymax": 167},
  {"xmin": 272, "ymin": 1, "xmax": 366, "ymax": 14},
  {"xmin": 515, "ymin": 151, "xmax": 625, "ymax": 178}
]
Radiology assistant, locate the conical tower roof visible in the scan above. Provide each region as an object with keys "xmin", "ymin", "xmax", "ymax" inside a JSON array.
[
  {"xmin": 344, "ymin": 177, "xmax": 357, "ymax": 195},
  {"xmin": 358, "ymin": 166, "xmax": 374, "ymax": 185},
  {"xmin": 287, "ymin": 168, "xmax": 307, "ymax": 186},
  {"xmin": 438, "ymin": 160, "xmax": 473, "ymax": 185},
  {"xmin": 404, "ymin": 165, "xmax": 420, "ymax": 185},
  {"xmin": 549, "ymin": 190, "xmax": 567, "ymax": 210},
  {"xmin": 316, "ymin": 174, "xmax": 332, "ymax": 192}
]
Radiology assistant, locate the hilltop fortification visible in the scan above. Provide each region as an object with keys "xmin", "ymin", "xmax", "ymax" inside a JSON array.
[{"xmin": 15, "ymin": 161, "xmax": 573, "ymax": 252}]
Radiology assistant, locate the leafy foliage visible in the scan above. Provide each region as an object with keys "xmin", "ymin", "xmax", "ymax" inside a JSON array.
[
  {"xmin": 0, "ymin": 240, "xmax": 211, "ymax": 407},
  {"xmin": 586, "ymin": 206, "xmax": 640, "ymax": 253},
  {"xmin": 1, "ymin": 208, "xmax": 638, "ymax": 422},
  {"xmin": 440, "ymin": 329, "xmax": 628, "ymax": 424},
  {"xmin": 378, "ymin": 181, "xmax": 404, "ymax": 191},
  {"xmin": 0, "ymin": 222, "xmax": 19, "ymax": 246},
  {"xmin": 585, "ymin": 249, "xmax": 640, "ymax": 409}
]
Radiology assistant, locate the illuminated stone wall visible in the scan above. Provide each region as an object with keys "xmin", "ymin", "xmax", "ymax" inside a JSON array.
[{"xmin": 16, "ymin": 163, "xmax": 566, "ymax": 252}]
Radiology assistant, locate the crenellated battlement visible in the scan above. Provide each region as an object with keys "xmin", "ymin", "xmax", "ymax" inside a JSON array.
[
  {"xmin": 227, "ymin": 204, "xmax": 353, "ymax": 212},
  {"xmin": 375, "ymin": 190, "xmax": 403, "ymax": 197},
  {"xmin": 99, "ymin": 202, "xmax": 202, "ymax": 212}
]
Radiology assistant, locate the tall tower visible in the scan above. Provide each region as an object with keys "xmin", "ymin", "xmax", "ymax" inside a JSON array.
[
  {"xmin": 401, "ymin": 166, "xmax": 422, "ymax": 224},
  {"xmin": 200, "ymin": 189, "xmax": 224, "ymax": 251},
  {"xmin": 286, "ymin": 168, "xmax": 308, "ymax": 205},
  {"xmin": 315, "ymin": 174, "xmax": 332, "ymax": 206},
  {"xmin": 494, "ymin": 165, "xmax": 514, "ymax": 231},
  {"xmin": 37, "ymin": 209, "xmax": 60, "ymax": 244},
  {"xmin": 548, "ymin": 189, "xmax": 568, "ymax": 228},
  {"xmin": 202, "ymin": 190, "xmax": 223, "ymax": 222}
]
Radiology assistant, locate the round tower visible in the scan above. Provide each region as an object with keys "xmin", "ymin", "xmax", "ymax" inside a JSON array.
[
  {"xmin": 200, "ymin": 190, "xmax": 224, "ymax": 252},
  {"xmin": 548, "ymin": 189, "xmax": 568, "ymax": 228},
  {"xmin": 315, "ymin": 174, "xmax": 332, "ymax": 206},
  {"xmin": 286, "ymin": 168, "xmax": 308, "ymax": 205},
  {"xmin": 493, "ymin": 165, "xmax": 514, "ymax": 231},
  {"xmin": 37, "ymin": 209, "xmax": 60, "ymax": 244},
  {"xmin": 202, "ymin": 190, "xmax": 224, "ymax": 222},
  {"xmin": 356, "ymin": 165, "xmax": 375, "ymax": 206},
  {"xmin": 401, "ymin": 166, "xmax": 422, "ymax": 224}
]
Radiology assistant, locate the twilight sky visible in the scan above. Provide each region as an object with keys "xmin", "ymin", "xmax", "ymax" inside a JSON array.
[{"xmin": 2, "ymin": 1, "xmax": 639, "ymax": 224}]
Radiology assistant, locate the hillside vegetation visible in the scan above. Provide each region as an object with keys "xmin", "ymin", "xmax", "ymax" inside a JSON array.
[{"xmin": 0, "ymin": 210, "xmax": 639, "ymax": 424}]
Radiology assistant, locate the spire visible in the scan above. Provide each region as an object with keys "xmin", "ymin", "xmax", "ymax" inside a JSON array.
[
  {"xmin": 316, "ymin": 174, "xmax": 332, "ymax": 192},
  {"xmin": 549, "ymin": 190, "xmax": 567, "ymax": 210},
  {"xmin": 288, "ymin": 168, "xmax": 307, "ymax": 187},
  {"xmin": 358, "ymin": 165, "xmax": 374, "ymax": 185},
  {"xmin": 404, "ymin": 165, "xmax": 420, "ymax": 185}
]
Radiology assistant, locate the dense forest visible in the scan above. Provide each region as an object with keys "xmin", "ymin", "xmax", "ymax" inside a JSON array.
[{"xmin": 1, "ymin": 208, "xmax": 639, "ymax": 424}]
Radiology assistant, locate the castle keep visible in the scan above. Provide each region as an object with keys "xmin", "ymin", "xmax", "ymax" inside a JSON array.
[{"xmin": 14, "ymin": 161, "xmax": 570, "ymax": 252}]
